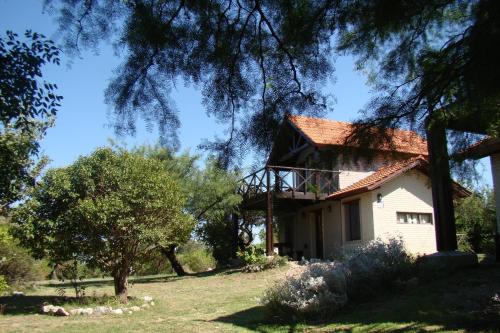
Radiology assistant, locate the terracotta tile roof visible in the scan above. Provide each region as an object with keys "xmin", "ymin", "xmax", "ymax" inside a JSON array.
[
  {"xmin": 288, "ymin": 115, "xmax": 428, "ymax": 156},
  {"xmin": 326, "ymin": 156, "xmax": 470, "ymax": 200},
  {"xmin": 327, "ymin": 156, "xmax": 428, "ymax": 200}
]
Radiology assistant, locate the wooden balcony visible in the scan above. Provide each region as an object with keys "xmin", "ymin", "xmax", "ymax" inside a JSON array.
[{"xmin": 238, "ymin": 165, "xmax": 340, "ymax": 210}]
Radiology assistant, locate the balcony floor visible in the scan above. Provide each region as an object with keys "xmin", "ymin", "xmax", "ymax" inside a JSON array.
[{"xmin": 241, "ymin": 191, "xmax": 329, "ymax": 211}]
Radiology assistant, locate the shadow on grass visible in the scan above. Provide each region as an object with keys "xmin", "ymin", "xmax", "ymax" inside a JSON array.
[
  {"xmin": 0, "ymin": 295, "xmax": 74, "ymax": 315},
  {"xmin": 42, "ymin": 273, "xmax": 183, "ymax": 289},
  {"xmin": 210, "ymin": 306, "xmax": 302, "ymax": 333},
  {"xmin": 213, "ymin": 265, "xmax": 500, "ymax": 333},
  {"xmin": 41, "ymin": 266, "xmax": 243, "ymax": 290}
]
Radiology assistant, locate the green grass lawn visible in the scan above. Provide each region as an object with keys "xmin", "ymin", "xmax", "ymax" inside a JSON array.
[{"xmin": 1, "ymin": 263, "xmax": 499, "ymax": 332}]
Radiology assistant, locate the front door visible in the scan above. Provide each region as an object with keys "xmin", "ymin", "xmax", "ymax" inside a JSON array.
[{"xmin": 314, "ymin": 210, "xmax": 324, "ymax": 259}]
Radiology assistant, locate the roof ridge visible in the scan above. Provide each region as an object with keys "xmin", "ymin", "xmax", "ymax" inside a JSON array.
[
  {"xmin": 327, "ymin": 156, "xmax": 428, "ymax": 200},
  {"xmin": 289, "ymin": 114, "xmax": 424, "ymax": 137},
  {"xmin": 287, "ymin": 115, "xmax": 428, "ymax": 156}
]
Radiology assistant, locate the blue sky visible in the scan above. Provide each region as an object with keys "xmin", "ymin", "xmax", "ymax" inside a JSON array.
[{"xmin": 0, "ymin": 0, "xmax": 493, "ymax": 187}]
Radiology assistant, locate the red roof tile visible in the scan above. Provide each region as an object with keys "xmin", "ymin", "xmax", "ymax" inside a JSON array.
[
  {"xmin": 327, "ymin": 156, "xmax": 428, "ymax": 200},
  {"xmin": 288, "ymin": 115, "xmax": 428, "ymax": 156}
]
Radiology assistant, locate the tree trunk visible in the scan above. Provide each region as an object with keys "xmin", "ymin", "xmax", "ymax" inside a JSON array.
[
  {"xmin": 232, "ymin": 213, "xmax": 239, "ymax": 258},
  {"xmin": 113, "ymin": 272, "xmax": 128, "ymax": 303},
  {"xmin": 426, "ymin": 114, "xmax": 458, "ymax": 252},
  {"xmin": 161, "ymin": 245, "xmax": 186, "ymax": 276}
]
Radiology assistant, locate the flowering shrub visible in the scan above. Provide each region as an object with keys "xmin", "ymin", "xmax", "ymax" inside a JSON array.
[
  {"xmin": 262, "ymin": 237, "xmax": 415, "ymax": 318},
  {"xmin": 345, "ymin": 237, "xmax": 415, "ymax": 299},
  {"xmin": 262, "ymin": 262, "xmax": 349, "ymax": 317}
]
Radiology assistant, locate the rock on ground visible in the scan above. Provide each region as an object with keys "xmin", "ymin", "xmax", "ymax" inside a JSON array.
[{"xmin": 111, "ymin": 308, "xmax": 123, "ymax": 315}]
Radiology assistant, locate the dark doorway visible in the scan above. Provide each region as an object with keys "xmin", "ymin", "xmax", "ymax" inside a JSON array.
[{"xmin": 314, "ymin": 210, "xmax": 324, "ymax": 259}]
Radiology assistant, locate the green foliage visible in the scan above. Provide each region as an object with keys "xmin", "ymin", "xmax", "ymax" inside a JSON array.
[
  {"xmin": 238, "ymin": 245, "xmax": 266, "ymax": 265},
  {"xmin": 455, "ymin": 188, "xmax": 496, "ymax": 254},
  {"xmin": 238, "ymin": 245, "xmax": 287, "ymax": 273},
  {"xmin": 0, "ymin": 30, "xmax": 61, "ymax": 214},
  {"xmin": 0, "ymin": 222, "xmax": 49, "ymax": 288},
  {"xmin": 177, "ymin": 241, "xmax": 216, "ymax": 273},
  {"xmin": 12, "ymin": 147, "xmax": 194, "ymax": 297},
  {"xmin": 132, "ymin": 249, "xmax": 173, "ymax": 276},
  {"xmin": 0, "ymin": 275, "xmax": 8, "ymax": 295},
  {"xmin": 138, "ymin": 145, "xmax": 242, "ymax": 265},
  {"xmin": 56, "ymin": 261, "xmax": 86, "ymax": 298}
]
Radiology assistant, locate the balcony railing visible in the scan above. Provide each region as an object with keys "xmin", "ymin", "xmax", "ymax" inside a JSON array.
[{"xmin": 238, "ymin": 165, "xmax": 340, "ymax": 201}]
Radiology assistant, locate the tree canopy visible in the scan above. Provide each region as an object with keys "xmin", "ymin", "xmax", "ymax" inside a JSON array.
[
  {"xmin": 45, "ymin": 0, "xmax": 499, "ymax": 166},
  {"xmin": 138, "ymin": 145, "xmax": 242, "ymax": 264},
  {"xmin": 0, "ymin": 30, "xmax": 62, "ymax": 213},
  {"xmin": 12, "ymin": 147, "xmax": 193, "ymax": 300}
]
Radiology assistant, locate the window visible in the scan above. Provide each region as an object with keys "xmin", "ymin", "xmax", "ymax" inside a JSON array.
[
  {"xmin": 397, "ymin": 212, "xmax": 433, "ymax": 225},
  {"xmin": 345, "ymin": 200, "xmax": 361, "ymax": 241}
]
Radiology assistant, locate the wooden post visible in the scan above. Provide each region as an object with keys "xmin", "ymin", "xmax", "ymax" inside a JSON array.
[
  {"xmin": 426, "ymin": 114, "xmax": 458, "ymax": 251},
  {"xmin": 266, "ymin": 167, "xmax": 274, "ymax": 256}
]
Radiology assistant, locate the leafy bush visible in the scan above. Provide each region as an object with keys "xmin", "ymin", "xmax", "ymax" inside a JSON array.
[
  {"xmin": 262, "ymin": 262, "xmax": 349, "ymax": 317},
  {"xmin": 455, "ymin": 189, "xmax": 496, "ymax": 254},
  {"xmin": 0, "ymin": 275, "xmax": 8, "ymax": 295},
  {"xmin": 133, "ymin": 250, "xmax": 173, "ymax": 276},
  {"xmin": 344, "ymin": 237, "xmax": 415, "ymax": 299},
  {"xmin": 262, "ymin": 237, "xmax": 415, "ymax": 318},
  {"xmin": 243, "ymin": 255, "xmax": 288, "ymax": 273},
  {"xmin": 238, "ymin": 245, "xmax": 288, "ymax": 272},
  {"xmin": 178, "ymin": 241, "xmax": 217, "ymax": 273},
  {"xmin": 0, "ymin": 223, "xmax": 49, "ymax": 288},
  {"xmin": 238, "ymin": 245, "xmax": 266, "ymax": 265}
]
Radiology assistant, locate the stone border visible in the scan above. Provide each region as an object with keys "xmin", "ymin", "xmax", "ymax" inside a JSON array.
[{"xmin": 41, "ymin": 296, "xmax": 155, "ymax": 316}]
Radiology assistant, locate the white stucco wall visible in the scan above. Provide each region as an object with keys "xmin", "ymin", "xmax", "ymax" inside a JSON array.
[
  {"xmin": 338, "ymin": 170, "xmax": 374, "ymax": 189},
  {"xmin": 290, "ymin": 169, "xmax": 438, "ymax": 258},
  {"xmin": 339, "ymin": 192, "xmax": 374, "ymax": 252},
  {"xmin": 371, "ymin": 170, "xmax": 437, "ymax": 255},
  {"xmin": 292, "ymin": 201, "xmax": 342, "ymax": 259}
]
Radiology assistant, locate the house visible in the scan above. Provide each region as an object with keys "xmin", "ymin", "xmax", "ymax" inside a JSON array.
[{"xmin": 238, "ymin": 115, "xmax": 469, "ymax": 259}]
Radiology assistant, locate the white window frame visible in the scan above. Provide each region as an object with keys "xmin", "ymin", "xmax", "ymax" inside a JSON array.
[{"xmin": 396, "ymin": 212, "xmax": 433, "ymax": 225}]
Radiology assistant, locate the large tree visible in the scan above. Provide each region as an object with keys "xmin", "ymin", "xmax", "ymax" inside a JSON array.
[
  {"xmin": 45, "ymin": 0, "xmax": 499, "ymax": 160},
  {"xmin": 46, "ymin": 0, "xmax": 499, "ymax": 252},
  {"xmin": 0, "ymin": 30, "xmax": 62, "ymax": 214},
  {"xmin": 139, "ymin": 145, "xmax": 242, "ymax": 267},
  {"xmin": 12, "ymin": 147, "xmax": 193, "ymax": 301}
]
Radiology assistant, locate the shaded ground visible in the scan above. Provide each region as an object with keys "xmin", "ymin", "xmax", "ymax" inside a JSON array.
[{"xmin": 0, "ymin": 263, "xmax": 499, "ymax": 332}]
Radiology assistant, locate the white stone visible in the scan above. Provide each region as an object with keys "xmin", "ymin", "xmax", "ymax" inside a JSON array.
[
  {"xmin": 69, "ymin": 308, "xmax": 84, "ymax": 315},
  {"xmin": 143, "ymin": 296, "xmax": 153, "ymax": 302},
  {"xmin": 111, "ymin": 308, "xmax": 123, "ymax": 315},
  {"xmin": 129, "ymin": 306, "xmax": 141, "ymax": 312},
  {"xmin": 12, "ymin": 291, "xmax": 25, "ymax": 297},
  {"xmin": 149, "ymin": 301, "xmax": 155, "ymax": 306},
  {"xmin": 42, "ymin": 305, "xmax": 57, "ymax": 314},
  {"xmin": 94, "ymin": 306, "xmax": 111, "ymax": 315},
  {"xmin": 55, "ymin": 307, "xmax": 70, "ymax": 316},
  {"xmin": 140, "ymin": 303, "xmax": 150, "ymax": 308},
  {"xmin": 81, "ymin": 308, "xmax": 94, "ymax": 315}
]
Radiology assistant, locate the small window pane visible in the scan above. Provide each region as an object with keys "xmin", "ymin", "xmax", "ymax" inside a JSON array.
[{"xmin": 420, "ymin": 214, "xmax": 431, "ymax": 224}]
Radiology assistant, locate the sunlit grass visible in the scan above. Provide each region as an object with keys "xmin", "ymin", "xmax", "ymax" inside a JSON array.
[{"xmin": 0, "ymin": 263, "xmax": 499, "ymax": 332}]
